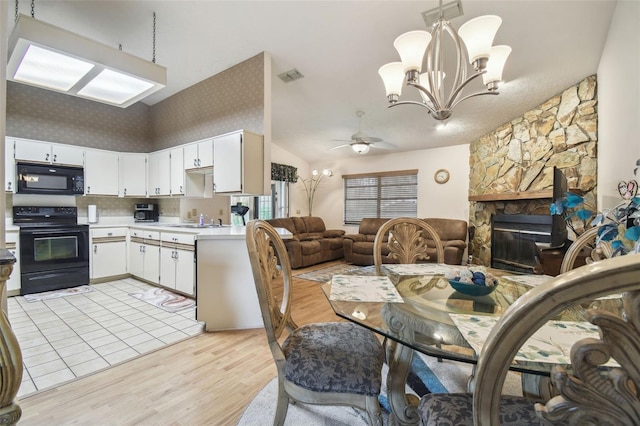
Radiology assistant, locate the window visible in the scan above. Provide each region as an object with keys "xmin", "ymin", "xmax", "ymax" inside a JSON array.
[{"xmin": 343, "ymin": 169, "xmax": 418, "ymax": 224}]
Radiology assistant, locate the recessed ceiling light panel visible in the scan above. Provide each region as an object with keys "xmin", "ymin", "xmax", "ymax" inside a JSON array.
[
  {"xmin": 78, "ymin": 69, "xmax": 155, "ymax": 105},
  {"xmin": 13, "ymin": 44, "xmax": 95, "ymax": 91}
]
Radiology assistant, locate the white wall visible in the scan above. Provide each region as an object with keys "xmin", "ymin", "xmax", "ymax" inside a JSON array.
[
  {"xmin": 597, "ymin": 0, "xmax": 640, "ymax": 209},
  {"xmin": 272, "ymin": 144, "xmax": 470, "ymax": 232}
]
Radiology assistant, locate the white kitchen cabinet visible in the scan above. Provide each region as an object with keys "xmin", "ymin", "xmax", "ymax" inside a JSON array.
[
  {"xmin": 90, "ymin": 228, "xmax": 127, "ymax": 280},
  {"xmin": 14, "ymin": 138, "xmax": 84, "ymax": 166},
  {"xmin": 160, "ymin": 232, "xmax": 195, "ymax": 296},
  {"xmin": 213, "ymin": 130, "xmax": 264, "ymax": 194},
  {"xmin": 128, "ymin": 229, "xmax": 160, "ymax": 284},
  {"xmin": 119, "ymin": 154, "xmax": 147, "ymax": 197},
  {"xmin": 85, "ymin": 149, "xmax": 119, "ymax": 196},
  {"xmin": 148, "ymin": 150, "xmax": 171, "ymax": 196},
  {"xmin": 183, "ymin": 139, "xmax": 213, "ymax": 170},
  {"xmin": 5, "ymin": 231, "xmax": 21, "ymax": 294},
  {"xmin": 170, "ymin": 147, "xmax": 185, "ymax": 196},
  {"xmin": 5, "ymin": 139, "xmax": 15, "ymax": 192}
]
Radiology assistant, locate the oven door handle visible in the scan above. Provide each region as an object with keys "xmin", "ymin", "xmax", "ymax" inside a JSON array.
[{"xmin": 24, "ymin": 229, "xmax": 85, "ymax": 236}]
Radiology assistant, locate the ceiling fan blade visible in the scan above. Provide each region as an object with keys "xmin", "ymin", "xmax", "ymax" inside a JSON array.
[
  {"xmin": 361, "ymin": 136, "xmax": 383, "ymax": 143},
  {"xmin": 370, "ymin": 141, "xmax": 396, "ymax": 149},
  {"xmin": 331, "ymin": 139, "xmax": 353, "ymax": 143},
  {"xmin": 329, "ymin": 144, "xmax": 351, "ymax": 151}
]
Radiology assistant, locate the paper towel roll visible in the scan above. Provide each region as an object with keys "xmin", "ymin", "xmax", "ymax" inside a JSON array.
[{"xmin": 88, "ymin": 205, "xmax": 98, "ymax": 223}]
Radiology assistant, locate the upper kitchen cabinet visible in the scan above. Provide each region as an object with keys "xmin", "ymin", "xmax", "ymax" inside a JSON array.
[
  {"xmin": 213, "ymin": 130, "xmax": 264, "ymax": 194},
  {"xmin": 119, "ymin": 153, "xmax": 148, "ymax": 197},
  {"xmin": 148, "ymin": 150, "xmax": 171, "ymax": 196},
  {"xmin": 184, "ymin": 139, "xmax": 213, "ymax": 171},
  {"xmin": 14, "ymin": 138, "xmax": 84, "ymax": 166},
  {"xmin": 84, "ymin": 149, "xmax": 119, "ymax": 196},
  {"xmin": 170, "ymin": 147, "xmax": 185, "ymax": 196},
  {"xmin": 5, "ymin": 139, "xmax": 15, "ymax": 192}
]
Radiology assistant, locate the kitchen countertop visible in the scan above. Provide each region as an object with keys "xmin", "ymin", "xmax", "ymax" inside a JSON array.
[{"xmin": 88, "ymin": 222, "xmax": 292, "ymax": 240}]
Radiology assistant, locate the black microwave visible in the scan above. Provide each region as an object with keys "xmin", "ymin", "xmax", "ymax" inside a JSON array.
[{"xmin": 16, "ymin": 163, "xmax": 85, "ymax": 195}]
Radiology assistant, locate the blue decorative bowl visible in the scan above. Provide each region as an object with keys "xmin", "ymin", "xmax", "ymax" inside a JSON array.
[{"xmin": 448, "ymin": 279, "xmax": 497, "ymax": 296}]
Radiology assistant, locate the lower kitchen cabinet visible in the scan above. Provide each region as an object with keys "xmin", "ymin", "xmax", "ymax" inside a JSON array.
[
  {"xmin": 159, "ymin": 232, "xmax": 195, "ymax": 296},
  {"xmin": 5, "ymin": 230, "xmax": 21, "ymax": 294},
  {"xmin": 129, "ymin": 229, "xmax": 160, "ymax": 284},
  {"xmin": 90, "ymin": 228, "xmax": 127, "ymax": 280}
]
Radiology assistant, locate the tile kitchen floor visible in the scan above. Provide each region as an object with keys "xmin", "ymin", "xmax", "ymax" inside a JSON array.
[{"xmin": 7, "ymin": 278, "xmax": 203, "ymax": 398}]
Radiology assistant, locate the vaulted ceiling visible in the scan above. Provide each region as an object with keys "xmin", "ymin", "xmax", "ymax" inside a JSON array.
[{"xmin": 6, "ymin": 1, "xmax": 617, "ymax": 162}]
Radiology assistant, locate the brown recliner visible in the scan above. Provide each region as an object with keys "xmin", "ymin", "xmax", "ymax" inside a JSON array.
[
  {"xmin": 343, "ymin": 217, "xmax": 468, "ymax": 266},
  {"xmin": 265, "ymin": 217, "xmax": 345, "ymax": 269}
]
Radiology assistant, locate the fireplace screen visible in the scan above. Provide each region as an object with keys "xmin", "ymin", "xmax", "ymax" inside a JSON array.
[{"xmin": 491, "ymin": 214, "xmax": 553, "ymax": 274}]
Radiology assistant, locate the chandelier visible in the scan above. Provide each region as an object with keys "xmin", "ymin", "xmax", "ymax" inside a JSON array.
[{"xmin": 378, "ymin": 0, "xmax": 511, "ymax": 121}]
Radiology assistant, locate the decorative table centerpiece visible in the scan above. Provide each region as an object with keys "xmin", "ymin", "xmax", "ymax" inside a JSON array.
[{"xmin": 445, "ymin": 268, "xmax": 499, "ymax": 296}]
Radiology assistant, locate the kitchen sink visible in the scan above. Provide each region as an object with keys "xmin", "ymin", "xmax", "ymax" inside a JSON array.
[{"xmin": 165, "ymin": 223, "xmax": 222, "ymax": 229}]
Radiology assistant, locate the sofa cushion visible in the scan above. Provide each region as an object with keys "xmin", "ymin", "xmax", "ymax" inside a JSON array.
[
  {"xmin": 301, "ymin": 216, "xmax": 327, "ymax": 234},
  {"xmin": 324, "ymin": 229, "xmax": 346, "ymax": 238},
  {"xmin": 423, "ymin": 218, "xmax": 468, "ymax": 241},
  {"xmin": 291, "ymin": 217, "xmax": 308, "ymax": 235}
]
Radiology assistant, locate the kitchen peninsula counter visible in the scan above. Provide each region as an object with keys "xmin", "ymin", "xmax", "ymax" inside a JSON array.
[{"xmin": 87, "ymin": 222, "xmax": 291, "ymax": 331}]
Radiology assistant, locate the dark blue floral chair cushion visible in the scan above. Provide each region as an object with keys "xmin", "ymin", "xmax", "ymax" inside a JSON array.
[
  {"xmin": 282, "ymin": 322, "xmax": 384, "ymax": 396},
  {"xmin": 418, "ymin": 393, "xmax": 542, "ymax": 426}
]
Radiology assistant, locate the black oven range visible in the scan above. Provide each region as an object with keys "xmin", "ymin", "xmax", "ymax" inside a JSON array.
[{"xmin": 13, "ymin": 206, "xmax": 89, "ymax": 296}]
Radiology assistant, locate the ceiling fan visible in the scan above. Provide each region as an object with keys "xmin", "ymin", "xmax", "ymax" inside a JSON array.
[{"xmin": 330, "ymin": 111, "xmax": 396, "ymax": 154}]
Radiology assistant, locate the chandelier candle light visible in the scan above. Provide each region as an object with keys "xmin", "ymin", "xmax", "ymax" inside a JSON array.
[
  {"xmin": 378, "ymin": 0, "xmax": 511, "ymax": 121},
  {"xmin": 300, "ymin": 169, "xmax": 333, "ymax": 216}
]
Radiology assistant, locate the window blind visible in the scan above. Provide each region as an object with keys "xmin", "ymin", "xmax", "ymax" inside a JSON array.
[{"xmin": 343, "ymin": 170, "xmax": 418, "ymax": 224}]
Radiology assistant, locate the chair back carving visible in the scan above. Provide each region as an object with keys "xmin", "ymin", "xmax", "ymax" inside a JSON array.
[
  {"xmin": 246, "ymin": 220, "xmax": 297, "ymax": 354},
  {"xmin": 472, "ymin": 254, "xmax": 640, "ymax": 425},
  {"xmin": 373, "ymin": 217, "xmax": 445, "ymax": 274},
  {"xmin": 560, "ymin": 226, "xmax": 614, "ymax": 274}
]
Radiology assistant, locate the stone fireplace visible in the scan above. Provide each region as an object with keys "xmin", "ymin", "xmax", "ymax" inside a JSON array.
[{"xmin": 468, "ymin": 75, "xmax": 598, "ymax": 267}]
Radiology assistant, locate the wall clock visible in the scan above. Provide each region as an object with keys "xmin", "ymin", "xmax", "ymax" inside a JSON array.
[{"xmin": 434, "ymin": 169, "xmax": 450, "ymax": 184}]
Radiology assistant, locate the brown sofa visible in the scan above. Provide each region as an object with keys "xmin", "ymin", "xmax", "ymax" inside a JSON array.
[
  {"xmin": 343, "ymin": 217, "xmax": 468, "ymax": 266},
  {"xmin": 265, "ymin": 217, "xmax": 345, "ymax": 269}
]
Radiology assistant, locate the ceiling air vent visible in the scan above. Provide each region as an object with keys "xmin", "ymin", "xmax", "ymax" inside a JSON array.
[
  {"xmin": 278, "ymin": 69, "xmax": 304, "ymax": 83},
  {"xmin": 422, "ymin": 0, "xmax": 463, "ymax": 27}
]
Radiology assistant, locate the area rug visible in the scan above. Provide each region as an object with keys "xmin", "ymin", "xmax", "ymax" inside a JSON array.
[
  {"xmin": 295, "ymin": 264, "xmax": 377, "ymax": 283},
  {"xmin": 129, "ymin": 287, "xmax": 195, "ymax": 313},
  {"xmin": 23, "ymin": 285, "xmax": 95, "ymax": 303},
  {"xmin": 237, "ymin": 353, "xmax": 522, "ymax": 425}
]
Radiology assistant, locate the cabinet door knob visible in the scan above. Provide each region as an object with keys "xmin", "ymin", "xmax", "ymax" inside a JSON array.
[
  {"xmin": 7, "ymin": 182, "xmax": 11, "ymax": 190},
  {"xmin": 46, "ymin": 153, "xmax": 50, "ymax": 161},
  {"xmin": 107, "ymin": 232, "xmax": 112, "ymax": 236},
  {"xmin": 53, "ymin": 154, "xmax": 57, "ymax": 162},
  {"xmin": 123, "ymin": 188, "xmax": 127, "ymax": 195},
  {"xmin": 87, "ymin": 186, "xmax": 90, "ymax": 194},
  {"xmin": 94, "ymin": 245, "xmax": 97, "ymax": 253},
  {"xmin": 194, "ymin": 159, "xmax": 197, "ymax": 167}
]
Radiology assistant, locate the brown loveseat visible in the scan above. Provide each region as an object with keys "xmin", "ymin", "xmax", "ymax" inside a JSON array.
[
  {"xmin": 265, "ymin": 217, "xmax": 345, "ymax": 269},
  {"xmin": 343, "ymin": 217, "xmax": 468, "ymax": 266}
]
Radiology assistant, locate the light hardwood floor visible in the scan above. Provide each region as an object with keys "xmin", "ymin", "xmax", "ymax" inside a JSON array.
[{"xmin": 17, "ymin": 261, "xmax": 344, "ymax": 425}]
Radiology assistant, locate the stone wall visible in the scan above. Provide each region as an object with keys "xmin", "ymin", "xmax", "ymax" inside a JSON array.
[{"xmin": 469, "ymin": 75, "xmax": 598, "ymax": 266}]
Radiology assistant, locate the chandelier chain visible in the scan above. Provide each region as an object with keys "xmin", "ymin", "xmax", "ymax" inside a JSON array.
[
  {"xmin": 14, "ymin": 0, "xmax": 18, "ymax": 23},
  {"xmin": 31, "ymin": 0, "xmax": 34, "ymax": 18},
  {"xmin": 152, "ymin": 12, "xmax": 156, "ymax": 64}
]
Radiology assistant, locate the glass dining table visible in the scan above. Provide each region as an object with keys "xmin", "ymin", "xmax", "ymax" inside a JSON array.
[{"xmin": 320, "ymin": 263, "xmax": 622, "ymax": 426}]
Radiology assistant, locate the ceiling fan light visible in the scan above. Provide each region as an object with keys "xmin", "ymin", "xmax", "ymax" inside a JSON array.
[
  {"xmin": 482, "ymin": 45, "xmax": 511, "ymax": 87},
  {"xmin": 351, "ymin": 143, "xmax": 370, "ymax": 155},
  {"xmin": 378, "ymin": 62, "xmax": 405, "ymax": 98},
  {"xmin": 393, "ymin": 30, "xmax": 432, "ymax": 73},
  {"xmin": 458, "ymin": 15, "xmax": 502, "ymax": 68}
]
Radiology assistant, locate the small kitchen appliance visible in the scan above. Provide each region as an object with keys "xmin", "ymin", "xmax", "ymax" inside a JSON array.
[{"xmin": 134, "ymin": 203, "xmax": 159, "ymax": 222}]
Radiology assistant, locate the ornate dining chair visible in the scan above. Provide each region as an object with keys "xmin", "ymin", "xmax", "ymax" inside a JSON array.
[
  {"xmin": 245, "ymin": 220, "xmax": 385, "ymax": 426},
  {"xmin": 373, "ymin": 217, "xmax": 445, "ymax": 275},
  {"xmin": 559, "ymin": 226, "xmax": 614, "ymax": 273},
  {"xmin": 418, "ymin": 253, "xmax": 640, "ymax": 426}
]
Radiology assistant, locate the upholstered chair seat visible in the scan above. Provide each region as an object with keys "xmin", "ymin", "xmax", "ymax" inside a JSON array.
[
  {"xmin": 282, "ymin": 322, "xmax": 383, "ymax": 395},
  {"xmin": 418, "ymin": 393, "xmax": 541, "ymax": 426}
]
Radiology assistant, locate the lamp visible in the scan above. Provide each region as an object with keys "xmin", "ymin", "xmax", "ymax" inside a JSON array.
[
  {"xmin": 7, "ymin": 14, "xmax": 167, "ymax": 108},
  {"xmin": 378, "ymin": 0, "xmax": 511, "ymax": 121},
  {"xmin": 300, "ymin": 169, "xmax": 333, "ymax": 216},
  {"xmin": 350, "ymin": 142, "xmax": 370, "ymax": 155}
]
